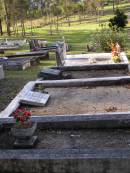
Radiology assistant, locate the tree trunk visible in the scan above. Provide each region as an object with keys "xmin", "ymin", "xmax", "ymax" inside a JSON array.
[
  {"xmin": 56, "ymin": 15, "xmax": 59, "ymax": 31},
  {"xmin": 4, "ymin": 0, "xmax": 11, "ymax": 36},
  {"xmin": 21, "ymin": 20, "xmax": 26, "ymax": 37},
  {"xmin": 67, "ymin": 16, "xmax": 70, "ymax": 27},
  {"xmin": 6, "ymin": 15, "xmax": 11, "ymax": 36},
  {"xmin": 49, "ymin": 13, "xmax": 53, "ymax": 35},
  {"xmin": 0, "ymin": 19, "xmax": 3, "ymax": 35},
  {"xmin": 112, "ymin": 0, "xmax": 115, "ymax": 12}
]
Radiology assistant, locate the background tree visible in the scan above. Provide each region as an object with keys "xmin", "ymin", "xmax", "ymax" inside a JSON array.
[{"xmin": 109, "ymin": 9, "xmax": 128, "ymax": 29}]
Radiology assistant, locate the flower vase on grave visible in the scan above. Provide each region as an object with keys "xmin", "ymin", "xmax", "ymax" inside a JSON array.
[
  {"xmin": 11, "ymin": 108, "xmax": 38, "ymax": 148},
  {"xmin": 111, "ymin": 42, "xmax": 121, "ymax": 63}
]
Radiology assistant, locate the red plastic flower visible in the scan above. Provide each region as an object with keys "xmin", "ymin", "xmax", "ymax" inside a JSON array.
[{"xmin": 13, "ymin": 108, "xmax": 31, "ymax": 124}]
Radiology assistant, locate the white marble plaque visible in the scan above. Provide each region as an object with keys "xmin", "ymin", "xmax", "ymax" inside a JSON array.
[{"xmin": 20, "ymin": 91, "xmax": 50, "ymax": 106}]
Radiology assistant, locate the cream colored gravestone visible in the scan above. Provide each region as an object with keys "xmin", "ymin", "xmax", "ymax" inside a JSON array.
[{"xmin": 0, "ymin": 65, "xmax": 4, "ymax": 79}]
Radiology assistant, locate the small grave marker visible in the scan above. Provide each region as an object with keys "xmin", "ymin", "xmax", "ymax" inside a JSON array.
[
  {"xmin": 39, "ymin": 68, "xmax": 62, "ymax": 80},
  {"xmin": 20, "ymin": 91, "xmax": 50, "ymax": 106}
]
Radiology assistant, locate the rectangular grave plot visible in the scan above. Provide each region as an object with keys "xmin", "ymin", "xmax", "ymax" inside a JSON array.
[
  {"xmin": 4, "ymin": 60, "xmax": 31, "ymax": 70},
  {"xmin": 30, "ymin": 85, "xmax": 130, "ymax": 116}
]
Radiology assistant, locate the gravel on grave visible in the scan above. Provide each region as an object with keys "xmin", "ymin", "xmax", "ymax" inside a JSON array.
[
  {"xmin": 30, "ymin": 85, "xmax": 130, "ymax": 116},
  {"xmin": 65, "ymin": 69, "xmax": 128, "ymax": 79},
  {"xmin": 1, "ymin": 128, "xmax": 130, "ymax": 149}
]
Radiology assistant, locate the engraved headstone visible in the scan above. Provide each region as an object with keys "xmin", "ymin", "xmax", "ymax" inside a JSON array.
[{"xmin": 20, "ymin": 91, "xmax": 50, "ymax": 106}]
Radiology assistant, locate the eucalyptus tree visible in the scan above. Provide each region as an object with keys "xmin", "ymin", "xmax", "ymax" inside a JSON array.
[
  {"xmin": 50, "ymin": 0, "xmax": 64, "ymax": 30},
  {"xmin": 44, "ymin": 0, "xmax": 55, "ymax": 35},
  {"xmin": 63, "ymin": 0, "xmax": 74, "ymax": 27},
  {"xmin": 13, "ymin": 0, "xmax": 30, "ymax": 37},
  {"xmin": 77, "ymin": 1, "xmax": 85, "ymax": 23},
  {"xmin": 3, "ymin": 0, "xmax": 14, "ymax": 36},
  {"xmin": 0, "ymin": 0, "xmax": 5, "ymax": 35}
]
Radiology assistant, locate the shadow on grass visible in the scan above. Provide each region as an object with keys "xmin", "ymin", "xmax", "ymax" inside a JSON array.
[{"xmin": 0, "ymin": 59, "xmax": 56, "ymax": 112}]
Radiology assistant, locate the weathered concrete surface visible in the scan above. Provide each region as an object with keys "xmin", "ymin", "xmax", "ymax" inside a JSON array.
[
  {"xmin": 7, "ymin": 50, "xmax": 49, "ymax": 58},
  {"xmin": 35, "ymin": 76, "xmax": 130, "ymax": 88},
  {"xmin": 53, "ymin": 68, "xmax": 128, "ymax": 79},
  {"xmin": 53, "ymin": 63, "xmax": 128, "ymax": 71},
  {"xmin": 64, "ymin": 52, "xmax": 129, "ymax": 67},
  {"xmin": 1, "ymin": 112, "xmax": 130, "ymax": 129},
  {"xmin": 2, "ymin": 127, "xmax": 130, "ymax": 149},
  {"xmin": 0, "ymin": 65, "xmax": 4, "ymax": 79},
  {"xmin": 31, "ymin": 85, "xmax": 130, "ymax": 116},
  {"xmin": 0, "ymin": 149, "xmax": 130, "ymax": 173}
]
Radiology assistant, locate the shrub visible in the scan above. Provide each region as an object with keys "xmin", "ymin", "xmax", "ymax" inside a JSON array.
[
  {"xmin": 109, "ymin": 9, "xmax": 128, "ymax": 29},
  {"xmin": 92, "ymin": 25, "xmax": 127, "ymax": 52}
]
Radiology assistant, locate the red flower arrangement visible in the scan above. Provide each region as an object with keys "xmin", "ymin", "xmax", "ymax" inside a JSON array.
[{"xmin": 13, "ymin": 108, "xmax": 31, "ymax": 125}]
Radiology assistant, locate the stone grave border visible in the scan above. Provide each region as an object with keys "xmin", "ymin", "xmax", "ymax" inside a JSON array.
[
  {"xmin": 1, "ymin": 56, "xmax": 41, "ymax": 70},
  {"xmin": 7, "ymin": 50, "xmax": 49, "ymax": 60},
  {"xmin": 0, "ymin": 148, "xmax": 130, "ymax": 173},
  {"xmin": 4, "ymin": 59, "xmax": 31, "ymax": 70},
  {"xmin": 1, "ymin": 112, "xmax": 130, "ymax": 129},
  {"xmin": 64, "ymin": 52, "xmax": 129, "ymax": 69}
]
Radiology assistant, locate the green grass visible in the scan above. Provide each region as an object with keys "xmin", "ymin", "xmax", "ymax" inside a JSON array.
[
  {"xmin": 104, "ymin": 2, "xmax": 130, "ymax": 10},
  {"xmin": 0, "ymin": 59, "xmax": 55, "ymax": 112}
]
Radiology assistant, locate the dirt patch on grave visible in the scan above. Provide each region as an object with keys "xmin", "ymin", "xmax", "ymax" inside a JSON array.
[
  {"xmin": 66, "ymin": 69, "xmax": 128, "ymax": 79},
  {"xmin": 29, "ymin": 85, "xmax": 130, "ymax": 116}
]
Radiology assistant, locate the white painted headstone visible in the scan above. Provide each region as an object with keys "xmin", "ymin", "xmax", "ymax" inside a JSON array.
[{"xmin": 20, "ymin": 91, "xmax": 50, "ymax": 106}]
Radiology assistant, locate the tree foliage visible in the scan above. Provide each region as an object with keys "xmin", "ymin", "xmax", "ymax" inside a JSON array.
[
  {"xmin": 0, "ymin": 0, "xmax": 111, "ymax": 36},
  {"xmin": 109, "ymin": 9, "xmax": 128, "ymax": 29}
]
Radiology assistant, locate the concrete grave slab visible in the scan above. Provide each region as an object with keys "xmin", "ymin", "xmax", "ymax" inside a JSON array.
[
  {"xmin": 20, "ymin": 91, "xmax": 50, "ymax": 106},
  {"xmin": 64, "ymin": 52, "xmax": 129, "ymax": 67}
]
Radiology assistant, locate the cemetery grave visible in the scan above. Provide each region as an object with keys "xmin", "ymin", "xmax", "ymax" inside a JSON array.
[
  {"xmin": 56, "ymin": 42, "xmax": 129, "ymax": 68},
  {"xmin": 0, "ymin": 52, "xmax": 49, "ymax": 70},
  {"xmin": 0, "ymin": 57, "xmax": 31, "ymax": 70},
  {"xmin": 9, "ymin": 56, "xmax": 41, "ymax": 66},
  {"xmin": 30, "ymin": 85, "xmax": 130, "ymax": 116},
  {"xmin": 0, "ymin": 46, "xmax": 20, "ymax": 51},
  {"xmin": 0, "ymin": 39, "xmax": 28, "ymax": 53},
  {"xmin": 0, "ymin": 56, "xmax": 40, "ymax": 70},
  {"xmin": 0, "ymin": 39, "xmax": 28, "ymax": 47},
  {"xmin": 1, "ymin": 75, "xmax": 130, "ymax": 118},
  {"xmin": 8, "ymin": 50, "xmax": 49, "ymax": 60},
  {"xmin": 63, "ymin": 52, "xmax": 129, "ymax": 66},
  {"xmin": 39, "ymin": 44, "xmax": 130, "ymax": 79},
  {"xmin": 1, "ymin": 113, "xmax": 130, "ymax": 172},
  {"xmin": 39, "ymin": 65, "xmax": 129, "ymax": 80}
]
